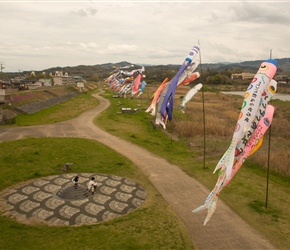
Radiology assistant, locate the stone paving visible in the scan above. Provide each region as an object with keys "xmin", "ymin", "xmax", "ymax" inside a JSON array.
[{"xmin": 0, "ymin": 173, "xmax": 147, "ymax": 226}]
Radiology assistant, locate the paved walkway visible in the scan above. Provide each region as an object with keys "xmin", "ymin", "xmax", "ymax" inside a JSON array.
[
  {"xmin": 0, "ymin": 173, "xmax": 147, "ymax": 226},
  {"xmin": 0, "ymin": 92, "xmax": 275, "ymax": 249}
]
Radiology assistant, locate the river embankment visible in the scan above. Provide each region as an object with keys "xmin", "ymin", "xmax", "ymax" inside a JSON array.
[{"xmin": 221, "ymin": 91, "xmax": 290, "ymax": 101}]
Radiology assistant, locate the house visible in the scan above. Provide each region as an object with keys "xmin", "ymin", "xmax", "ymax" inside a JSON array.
[
  {"xmin": 39, "ymin": 78, "xmax": 52, "ymax": 86},
  {"xmin": 274, "ymin": 74, "xmax": 289, "ymax": 84},
  {"xmin": 0, "ymin": 80, "xmax": 9, "ymax": 89},
  {"xmin": 53, "ymin": 75, "xmax": 75, "ymax": 85},
  {"xmin": 231, "ymin": 72, "xmax": 256, "ymax": 80},
  {"xmin": 0, "ymin": 89, "xmax": 6, "ymax": 123},
  {"xmin": 52, "ymin": 71, "xmax": 86, "ymax": 86},
  {"xmin": 27, "ymin": 81, "xmax": 42, "ymax": 90}
]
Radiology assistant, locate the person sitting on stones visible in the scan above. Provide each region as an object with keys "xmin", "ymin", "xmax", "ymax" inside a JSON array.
[
  {"xmin": 72, "ymin": 175, "xmax": 79, "ymax": 186},
  {"xmin": 87, "ymin": 177, "xmax": 97, "ymax": 195}
]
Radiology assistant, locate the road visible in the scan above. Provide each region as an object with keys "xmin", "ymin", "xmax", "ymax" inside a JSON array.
[{"xmin": 0, "ymin": 92, "xmax": 275, "ymax": 249}]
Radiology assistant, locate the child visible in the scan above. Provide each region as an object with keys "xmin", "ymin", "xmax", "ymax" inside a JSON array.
[
  {"xmin": 87, "ymin": 177, "xmax": 97, "ymax": 195},
  {"xmin": 72, "ymin": 175, "xmax": 79, "ymax": 186}
]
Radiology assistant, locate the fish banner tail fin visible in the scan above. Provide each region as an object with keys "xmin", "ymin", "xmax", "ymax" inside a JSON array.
[
  {"xmin": 192, "ymin": 204, "xmax": 207, "ymax": 213},
  {"xmin": 145, "ymin": 106, "xmax": 156, "ymax": 116},
  {"xmin": 213, "ymin": 163, "xmax": 224, "ymax": 174},
  {"xmin": 192, "ymin": 192, "xmax": 219, "ymax": 226},
  {"xmin": 145, "ymin": 106, "xmax": 152, "ymax": 113},
  {"xmin": 213, "ymin": 139, "xmax": 237, "ymax": 176},
  {"xmin": 179, "ymin": 105, "xmax": 185, "ymax": 113},
  {"xmin": 192, "ymin": 190, "xmax": 215, "ymax": 214},
  {"xmin": 155, "ymin": 113, "xmax": 166, "ymax": 129},
  {"xmin": 150, "ymin": 108, "xmax": 156, "ymax": 116},
  {"xmin": 203, "ymin": 197, "xmax": 218, "ymax": 226}
]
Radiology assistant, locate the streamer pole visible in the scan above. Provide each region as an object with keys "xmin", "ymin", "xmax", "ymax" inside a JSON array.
[
  {"xmin": 198, "ymin": 39, "xmax": 206, "ymax": 169},
  {"xmin": 265, "ymin": 124, "xmax": 271, "ymax": 209},
  {"xmin": 265, "ymin": 49, "xmax": 273, "ymax": 209}
]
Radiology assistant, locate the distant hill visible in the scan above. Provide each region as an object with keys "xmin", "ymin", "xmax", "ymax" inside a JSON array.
[
  {"xmin": 203, "ymin": 58, "xmax": 290, "ymax": 74},
  {"xmin": 5, "ymin": 58, "xmax": 290, "ymax": 81}
]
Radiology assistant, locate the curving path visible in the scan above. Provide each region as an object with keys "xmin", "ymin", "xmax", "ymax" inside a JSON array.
[{"xmin": 0, "ymin": 92, "xmax": 275, "ymax": 249}]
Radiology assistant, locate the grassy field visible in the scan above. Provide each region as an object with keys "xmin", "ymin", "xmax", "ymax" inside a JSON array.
[
  {"xmin": 13, "ymin": 86, "xmax": 100, "ymax": 126},
  {"xmin": 96, "ymin": 83, "xmax": 290, "ymax": 250},
  {"xmin": 1, "ymin": 82, "xmax": 290, "ymax": 249},
  {"xmin": 0, "ymin": 86, "xmax": 195, "ymax": 249},
  {"xmin": 0, "ymin": 138, "xmax": 194, "ymax": 250}
]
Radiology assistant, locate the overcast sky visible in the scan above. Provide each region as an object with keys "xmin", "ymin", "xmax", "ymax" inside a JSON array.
[{"xmin": 1, "ymin": 0, "xmax": 290, "ymax": 72}]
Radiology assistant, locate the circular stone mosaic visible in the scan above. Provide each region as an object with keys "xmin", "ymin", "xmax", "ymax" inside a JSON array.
[{"xmin": 0, "ymin": 173, "xmax": 147, "ymax": 226}]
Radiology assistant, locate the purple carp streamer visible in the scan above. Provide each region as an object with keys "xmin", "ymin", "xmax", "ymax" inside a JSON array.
[{"xmin": 147, "ymin": 45, "xmax": 201, "ymax": 129}]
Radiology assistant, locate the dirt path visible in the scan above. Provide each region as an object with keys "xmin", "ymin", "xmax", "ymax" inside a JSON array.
[{"xmin": 0, "ymin": 92, "xmax": 275, "ymax": 249}]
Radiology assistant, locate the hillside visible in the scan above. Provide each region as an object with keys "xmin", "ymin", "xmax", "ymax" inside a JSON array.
[
  {"xmin": 4, "ymin": 58, "xmax": 290, "ymax": 82},
  {"xmin": 211, "ymin": 57, "xmax": 290, "ymax": 74}
]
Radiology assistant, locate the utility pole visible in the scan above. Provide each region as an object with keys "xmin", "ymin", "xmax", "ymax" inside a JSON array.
[
  {"xmin": 0, "ymin": 62, "xmax": 5, "ymax": 72},
  {"xmin": 0, "ymin": 65, "xmax": 5, "ymax": 121}
]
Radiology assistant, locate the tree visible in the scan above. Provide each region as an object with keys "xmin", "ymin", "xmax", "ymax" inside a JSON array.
[{"xmin": 91, "ymin": 74, "xmax": 99, "ymax": 82}]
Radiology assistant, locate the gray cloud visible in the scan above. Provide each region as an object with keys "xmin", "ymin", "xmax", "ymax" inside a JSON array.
[
  {"xmin": 1, "ymin": 2, "xmax": 290, "ymax": 71},
  {"xmin": 71, "ymin": 7, "xmax": 98, "ymax": 17},
  {"xmin": 228, "ymin": 3, "xmax": 290, "ymax": 25}
]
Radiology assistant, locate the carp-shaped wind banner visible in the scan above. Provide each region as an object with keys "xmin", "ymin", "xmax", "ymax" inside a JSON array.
[
  {"xmin": 104, "ymin": 64, "xmax": 146, "ymax": 98},
  {"xmin": 180, "ymin": 83, "xmax": 203, "ymax": 112},
  {"xmin": 235, "ymin": 79, "xmax": 277, "ymax": 156},
  {"xmin": 145, "ymin": 78, "xmax": 169, "ymax": 116},
  {"xmin": 193, "ymin": 59, "xmax": 278, "ymax": 225},
  {"xmin": 136, "ymin": 80, "xmax": 147, "ymax": 98},
  {"xmin": 131, "ymin": 73, "xmax": 143, "ymax": 97},
  {"xmin": 213, "ymin": 59, "xmax": 277, "ymax": 178},
  {"xmin": 148, "ymin": 45, "xmax": 201, "ymax": 129}
]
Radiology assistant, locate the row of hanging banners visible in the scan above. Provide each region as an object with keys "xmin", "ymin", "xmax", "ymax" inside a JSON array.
[{"xmin": 104, "ymin": 44, "xmax": 278, "ymax": 225}]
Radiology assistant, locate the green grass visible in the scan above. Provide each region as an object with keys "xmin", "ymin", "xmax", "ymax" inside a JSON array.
[
  {"xmin": 0, "ymin": 138, "xmax": 194, "ymax": 250},
  {"xmin": 14, "ymin": 92, "xmax": 99, "ymax": 126},
  {"xmin": 95, "ymin": 88, "xmax": 290, "ymax": 250},
  {"xmin": 2, "ymin": 84, "xmax": 290, "ymax": 249},
  {"xmin": 0, "ymin": 86, "xmax": 194, "ymax": 250}
]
